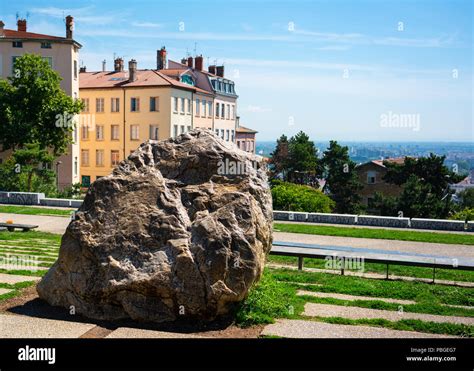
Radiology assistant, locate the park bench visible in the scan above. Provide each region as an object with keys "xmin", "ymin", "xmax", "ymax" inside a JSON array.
[
  {"xmin": 270, "ymin": 240, "xmax": 474, "ymax": 283},
  {"xmin": 0, "ymin": 223, "xmax": 39, "ymax": 232}
]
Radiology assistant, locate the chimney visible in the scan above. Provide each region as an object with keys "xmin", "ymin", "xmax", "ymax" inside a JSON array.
[
  {"xmin": 66, "ymin": 15, "xmax": 74, "ymax": 39},
  {"xmin": 0, "ymin": 21, "xmax": 4, "ymax": 37},
  {"xmin": 17, "ymin": 19, "xmax": 27, "ymax": 32},
  {"xmin": 181, "ymin": 57, "xmax": 187, "ymax": 65},
  {"xmin": 128, "ymin": 59, "xmax": 137, "ymax": 82},
  {"xmin": 195, "ymin": 55, "xmax": 203, "ymax": 71},
  {"xmin": 187, "ymin": 56, "xmax": 193, "ymax": 68},
  {"xmin": 114, "ymin": 57, "xmax": 124, "ymax": 72},
  {"xmin": 79, "ymin": 66, "xmax": 87, "ymax": 73},
  {"xmin": 157, "ymin": 46, "xmax": 167, "ymax": 70},
  {"xmin": 102, "ymin": 60, "xmax": 106, "ymax": 72},
  {"xmin": 216, "ymin": 65, "xmax": 225, "ymax": 77},
  {"xmin": 208, "ymin": 65, "xmax": 216, "ymax": 75}
]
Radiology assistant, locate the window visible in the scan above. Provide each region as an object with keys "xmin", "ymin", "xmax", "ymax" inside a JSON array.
[
  {"xmin": 202, "ymin": 100, "xmax": 206, "ymax": 117},
  {"xmin": 231, "ymin": 105, "xmax": 235, "ymax": 119},
  {"xmin": 131, "ymin": 97, "xmax": 140, "ymax": 112},
  {"xmin": 221, "ymin": 104, "xmax": 225, "ymax": 118},
  {"xmin": 74, "ymin": 157, "xmax": 78, "ymax": 175},
  {"xmin": 187, "ymin": 99, "xmax": 191, "ymax": 114},
  {"xmin": 367, "ymin": 197, "xmax": 375, "ymax": 209},
  {"xmin": 74, "ymin": 60, "xmax": 78, "ymax": 79},
  {"xmin": 216, "ymin": 103, "xmax": 220, "ymax": 118},
  {"xmin": 180, "ymin": 98, "xmax": 185, "ymax": 114},
  {"xmin": 12, "ymin": 41, "xmax": 22, "ymax": 48},
  {"xmin": 367, "ymin": 171, "xmax": 376, "ymax": 184},
  {"xmin": 81, "ymin": 126, "xmax": 89, "ymax": 140},
  {"xmin": 180, "ymin": 125, "xmax": 185, "ymax": 134},
  {"xmin": 237, "ymin": 141, "xmax": 241, "ymax": 149},
  {"xmin": 215, "ymin": 129, "xmax": 219, "ymax": 136},
  {"xmin": 149, "ymin": 125, "xmax": 159, "ymax": 140},
  {"xmin": 187, "ymin": 125, "xmax": 191, "ymax": 132},
  {"xmin": 96, "ymin": 125, "xmax": 104, "ymax": 141},
  {"xmin": 226, "ymin": 130, "xmax": 230, "ymax": 141},
  {"xmin": 111, "ymin": 125, "xmax": 119, "ymax": 140},
  {"xmin": 111, "ymin": 98, "xmax": 120, "ymax": 112},
  {"xmin": 96, "ymin": 150, "xmax": 104, "ymax": 166},
  {"xmin": 231, "ymin": 130, "xmax": 235, "ymax": 142},
  {"xmin": 173, "ymin": 125, "xmax": 178, "ymax": 137},
  {"xmin": 96, "ymin": 98, "xmax": 104, "ymax": 113},
  {"xmin": 11, "ymin": 56, "xmax": 20, "ymax": 74},
  {"xmin": 220, "ymin": 129, "xmax": 225, "ymax": 139},
  {"xmin": 150, "ymin": 97, "xmax": 159, "ymax": 112},
  {"xmin": 208, "ymin": 101, "xmax": 212, "ymax": 117},
  {"xmin": 130, "ymin": 125, "xmax": 140, "ymax": 140},
  {"xmin": 196, "ymin": 98, "xmax": 200, "ymax": 116},
  {"xmin": 81, "ymin": 98, "xmax": 89, "ymax": 113},
  {"xmin": 173, "ymin": 97, "xmax": 178, "ymax": 112},
  {"xmin": 226, "ymin": 104, "xmax": 230, "ymax": 119},
  {"xmin": 111, "ymin": 150, "xmax": 120, "ymax": 166},
  {"xmin": 41, "ymin": 42, "xmax": 52, "ymax": 49},
  {"xmin": 81, "ymin": 175, "xmax": 91, "ymax": 187},
  {"xmin": 81, "ymin": 150, "xmax": 89, "ymax": 166}
]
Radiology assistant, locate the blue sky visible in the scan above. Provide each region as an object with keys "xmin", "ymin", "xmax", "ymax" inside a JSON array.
[{"xmin": 1, "ymin": 0, "xmax": 472, "ymax": 141}]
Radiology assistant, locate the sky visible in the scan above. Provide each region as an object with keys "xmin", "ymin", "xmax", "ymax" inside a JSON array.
[{"xmin": 1, "ymin": 0, "xmax": 472, "ymax": 141}]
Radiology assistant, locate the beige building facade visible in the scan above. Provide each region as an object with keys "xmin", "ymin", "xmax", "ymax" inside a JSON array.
[{"xmin": 0, "ymin": 17, "xmax": 81, "ymax": 188}]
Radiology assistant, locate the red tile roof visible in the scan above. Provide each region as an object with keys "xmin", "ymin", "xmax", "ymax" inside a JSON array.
[
  {"xmin": 3, "ymin": 28, "xmax": 66, "ymax": 40},
  {"xmin": 80, "ymin": 69, "xmax": 211, "ymax": 94},
  {"xmin": 236, "ymin": 126, "xmax": 258, "ymax": 134}
]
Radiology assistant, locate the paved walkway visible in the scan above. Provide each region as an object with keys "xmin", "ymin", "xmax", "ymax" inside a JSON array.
[
  {"xmin": 274, "ymin": 231, "xmax": 474, "ymax": 258},
  {"xmin": 303, "ymin": 303, "xmax": 474, "ymax": 325},
  {"xmin": 296, "ymin": 290, "xmax": 416, "ymax": 305},
  {"xmin": 0, "ymin": 273, "xmax": 41, "ymax": 284},
  {"xmin": 261, "ymin": 319, "xmax": 454, "ymax": 338},
  {"xmin": 0, "ymin": 213, "xmax": 70, "ymax": 234}
]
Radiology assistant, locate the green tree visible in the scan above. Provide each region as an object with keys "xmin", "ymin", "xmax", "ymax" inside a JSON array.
[
  {"xmin": 0, "ymin": 53, "xmax": 83, "ymax": 155},
  {"xmin": 269, "ymin": 135, "xmax": 289, "ymax": 180},
  {"xmin": 287, "ymin": 131, "xmax": 320, "ymax": 185},
  {"xmin": 321, "ymin": 140, "xmax": 363, "ymax": 214},
  {"xmin": 271, "ymin": 181, "xmax": 334, "ymax": 213},
  {"xmin": 381, "ymin": 154, "xmax": 463, "ymax": 218},
  {"xmin": 457, "ymin": 188, "xmax": 474, "ymax": 209}
]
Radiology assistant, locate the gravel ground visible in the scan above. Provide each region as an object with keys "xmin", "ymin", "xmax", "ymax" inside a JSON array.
[
  {"xmin": 303, "ymin": 303, "xmax": 474, "ymax": 325},
  {"xmin": 261, "ymin": 319, "xmax": 454, "ymax": 338}
]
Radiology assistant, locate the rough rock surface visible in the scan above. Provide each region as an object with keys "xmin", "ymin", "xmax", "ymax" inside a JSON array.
[{"xmin": 37, "ymin": 129, "xmax": 273, "ymax": 322}]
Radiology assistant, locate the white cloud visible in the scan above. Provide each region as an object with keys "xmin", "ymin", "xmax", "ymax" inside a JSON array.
[
  {"xmin": 131, "ymin": 22, "xmax": 163, "ymax": 28},
  {"xmin": 244, "ymin": 105, "xmax": 272, "ymax": 113}
]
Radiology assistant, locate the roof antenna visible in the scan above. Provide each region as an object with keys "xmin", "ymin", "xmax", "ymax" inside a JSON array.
[
  {"xmin": 194, "ymin": 42, "xmax": 197, "ymax": 56},
  {"xmin": 15, "ymin": 12, "xmax": 19, "ymax": 20}
]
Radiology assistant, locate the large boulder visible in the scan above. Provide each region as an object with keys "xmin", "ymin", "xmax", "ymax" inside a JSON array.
[{"xmin": 37, "ymin": 129, "xmax": 273, "ymax": 323}]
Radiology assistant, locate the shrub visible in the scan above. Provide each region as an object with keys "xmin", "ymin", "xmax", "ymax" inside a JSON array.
[
  {"xmin": 271, "ymin": 181, "xmax": 334, "ymax": 213},
  {"xmin": 450, "ymin": 208, "xmax": 474, "ymax": 222}
]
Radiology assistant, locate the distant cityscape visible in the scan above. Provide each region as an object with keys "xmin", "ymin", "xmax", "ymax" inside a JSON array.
[{"xmin": 256, "ymin": 141, "xmax": 474, "ymax": 175}]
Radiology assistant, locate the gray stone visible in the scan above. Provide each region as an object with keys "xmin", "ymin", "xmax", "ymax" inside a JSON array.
[{"xmin": 37, "ymin": 130, "xmax": 273, "ymax": 323}]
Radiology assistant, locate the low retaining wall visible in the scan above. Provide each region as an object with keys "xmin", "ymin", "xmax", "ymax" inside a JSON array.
[
  {"xmin": 357, "ymin": 215, "xmax": 410, "ymax": 228},
  {"xmin": 0, "ymin": 191, "xmax": 45, "ymax": 205},
  {"xmin": 410, "ymin": 218, "xmax": 466, "ymax": 232},
  {"xmin": 307, "ymin": 213, "xmax": 357, "ymax": 225},
  {"xmin": 40, "ymin": 198, "xmax": 83, "ymax": 208}
]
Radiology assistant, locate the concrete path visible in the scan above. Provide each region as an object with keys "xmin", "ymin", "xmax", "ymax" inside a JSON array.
[
  {"xmin": 0, "ymin": 273, "xmax": 41, "ymax": 284},
  {"xmin": 296, "ymin": 290, "xmax": 416, "ymax": 305},
  {"xmin": 274, "ymin": 231, "xmax": 474, "ymax": 258},
  {"xmin": 0, "ymin": 313, "xmax": 96, "ymax": 338},
  {"xmin": 303, "ymin": 303, "xmax": 474, "ymax": 325},
  {"xmin": 106, "ymin": 327, "xmax": 206, "ymax": 338},
  {"xmin": 262, "ymin": 319, "xmax": 454, "ymax": 338},
  {"xmin": 0, "ymin": 213, "xmax": 70, "ymax": 234},
  {"xmin": 0, "ymin": 288, "xmax": 13, "ymax": 296}
]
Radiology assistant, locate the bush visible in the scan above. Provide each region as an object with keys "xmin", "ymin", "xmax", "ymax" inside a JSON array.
[
  {"xmin": 450, "ymin": 208, "xmax": 474, "ymax": 222},
  {"xmin": 271, "ymin": 181, "xmax": 334, "ymax": 213}
]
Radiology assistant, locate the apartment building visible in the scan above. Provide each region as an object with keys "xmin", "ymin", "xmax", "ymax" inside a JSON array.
[
  {"xmin": 235, "ymin": 117, "xmax": 258, "ymax": 154},
  {"xmin": 0, "ymin": 16, "xmax": 81, "ymax": 188}
]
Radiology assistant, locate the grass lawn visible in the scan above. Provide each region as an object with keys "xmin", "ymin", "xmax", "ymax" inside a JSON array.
[
  {"xmin": 236, "ymin": 268, "xmax": 473, "ymax": 337},
  {"xmin": 0, "ymin": 230, "xmax": 60, "ymax": 277},
  {"xmin": 274, "ymin": 223, "xmax": 474, "ymax": 245},
  {"xmin": 0, "ymin": 205, "xmax": 72, "ymax": 217}
]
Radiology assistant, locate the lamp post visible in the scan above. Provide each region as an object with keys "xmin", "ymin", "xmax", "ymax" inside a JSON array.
[{"xmin": 56, "ymin": 161, "xmax": 62, "ymax": 190}]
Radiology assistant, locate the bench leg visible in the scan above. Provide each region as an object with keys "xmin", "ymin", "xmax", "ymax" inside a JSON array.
[
  {"xmin": 7, "ymin": 227, "xmax": 14, "ymax": 232},
  {"xmin": 432, "ymin": 267, "xmax": 436, "ymax": 284},
  {"xmin": 341, "ymin": 257, "xmax": 345, "ymax": 275},
  {"xmin": 298, "ymin": 257, "xmax": 304, "ymax": 271},
  {"xmin": 386, "ymin": 263, "xmax": 389, "ymax": 280}
]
